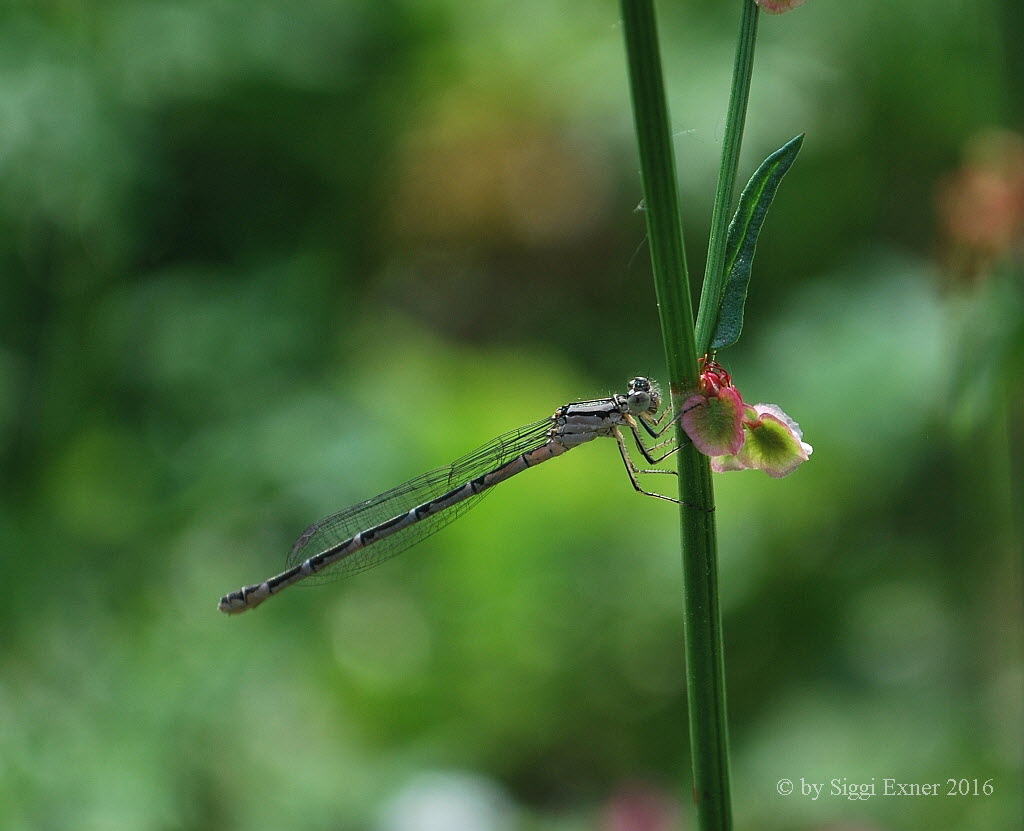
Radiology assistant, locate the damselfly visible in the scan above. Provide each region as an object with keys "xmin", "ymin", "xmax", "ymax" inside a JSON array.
[{"xmin": 218, "ymin": 377, "xmax": 702, "ymax": 614}]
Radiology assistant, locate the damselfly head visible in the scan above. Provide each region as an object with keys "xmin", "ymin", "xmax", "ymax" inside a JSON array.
[{"xmin": 626, "ymin": 376, "xmax": 660, "ymax": 413}]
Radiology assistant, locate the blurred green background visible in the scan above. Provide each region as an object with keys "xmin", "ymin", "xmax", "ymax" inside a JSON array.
[{"xmin": 1, "ymin": 2, "xmax": 1021, "ymax": 830}]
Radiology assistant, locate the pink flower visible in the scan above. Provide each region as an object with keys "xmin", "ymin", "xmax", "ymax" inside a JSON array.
[
  {"xmin": 680, "ymin": 359, "xmax": 745, "ymax": 456},
  {"xmin": 682, "ymin": 359, "xmax": 812, "ymax": 478}
]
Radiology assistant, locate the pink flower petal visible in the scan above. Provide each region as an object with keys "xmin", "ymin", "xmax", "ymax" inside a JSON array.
[
  {"xmin": 710, "ymin": 453, "xmax": 749, "ymax": 473},
  {"xmin": 736, "ymin": 410, "xmax": 811, "ymax": 478},
  {"xmin": 681, "ymin": 388, "xmax": 745, "ymax": 457}
]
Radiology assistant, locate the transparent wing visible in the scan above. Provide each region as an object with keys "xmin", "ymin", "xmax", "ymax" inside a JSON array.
[{"xmin": 285, "ymin": 417, "xmax": 554, "ymax": 584}]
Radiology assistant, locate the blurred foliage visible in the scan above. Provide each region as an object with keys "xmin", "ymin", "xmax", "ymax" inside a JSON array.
[{"xmin": 0, "ymin": 2, "xmax": 1021, "ymax": 831}]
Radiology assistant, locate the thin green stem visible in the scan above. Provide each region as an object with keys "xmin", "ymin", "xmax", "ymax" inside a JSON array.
[
  {"xmin": 619, "ymin": 0, "xmax": 696, "ymax": 387},
  {"xmin": 694, "ymin": 1, "xmax": 760, "ymax": 357},
  {"xmin": 619, "ymin": 2, "xmax": 733, "ymax": 830}
]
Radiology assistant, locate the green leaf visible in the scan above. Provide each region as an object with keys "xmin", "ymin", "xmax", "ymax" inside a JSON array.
[{"xmin": 710, "ymin": 133, "xmax": 804, "ymax": 351}]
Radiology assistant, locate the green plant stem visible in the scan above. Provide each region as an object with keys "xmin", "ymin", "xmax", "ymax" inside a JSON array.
[
  {"xmin": 619, "ymin": 2, "xmax": 732, "ymax": 830},
  {"xmin": 619, "ymin": 0, "xmax": 696, "ymax": 385},
  {"xmin": 694, "ymin": 0, "xmax": 760, "ymax": 357}
]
